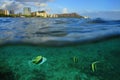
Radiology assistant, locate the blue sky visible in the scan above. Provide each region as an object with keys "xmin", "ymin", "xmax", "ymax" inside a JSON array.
[
  {"xmin": 49, "ymin": 0, "xmax": 120, "ymax": 12},
  {"xmin": 0, "ymin": 0, "xmax": 120, "ymax": 19}
]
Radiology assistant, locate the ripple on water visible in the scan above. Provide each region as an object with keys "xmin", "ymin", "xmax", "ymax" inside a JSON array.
[{"xmin": 0, "ymin": 18, "xmax": 120, "ymax": 46}]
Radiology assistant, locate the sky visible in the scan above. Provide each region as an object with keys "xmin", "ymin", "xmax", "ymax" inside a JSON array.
[{"xmin": 0, "ymin": 0, "xmax": 120, "ymax": 19}]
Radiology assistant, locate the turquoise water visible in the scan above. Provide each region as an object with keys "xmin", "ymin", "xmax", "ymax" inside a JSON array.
[
  {"xmin": 0, "ymin": 37, "xmax": 120, "ymax": 80},
  {"xmin": 0, "ymin": 18, "xmax": 120, "ymax": 80}
]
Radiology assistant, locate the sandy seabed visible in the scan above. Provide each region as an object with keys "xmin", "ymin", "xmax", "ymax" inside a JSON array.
[{"xmin": 0, "ymin": 37, "xmax": 120, "ymax": 80}]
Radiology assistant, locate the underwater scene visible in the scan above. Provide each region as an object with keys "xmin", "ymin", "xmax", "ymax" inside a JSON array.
[{"xmin": 0, "ymin": 18, "xmax": 120, "ymax": 80}]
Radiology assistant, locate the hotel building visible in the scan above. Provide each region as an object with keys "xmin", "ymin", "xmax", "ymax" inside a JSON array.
[
  {"xmin": 0, "ymin": 9, "xmax": 9, "ymax": 15},
  {"xmin": 23, "ymin": 7, "xmax": 31, "ymax": 16},
  {"xmin": 31, "ymin": 11, "xmax": 47, "ymax": 18}
]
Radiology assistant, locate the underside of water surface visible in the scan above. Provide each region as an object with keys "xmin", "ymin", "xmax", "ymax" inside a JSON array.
[
  {"xmin": 0, "ymin": 37, "xmax": 120, "ymax": 80},
  {"xmin": 0, "ymin": 18, "xmax": 120, "ymax": 46}
]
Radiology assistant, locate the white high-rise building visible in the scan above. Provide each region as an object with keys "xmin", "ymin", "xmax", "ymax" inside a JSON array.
[{"xmin": 23, "ymin": 7, "xmax": 31, "ymax": 15}]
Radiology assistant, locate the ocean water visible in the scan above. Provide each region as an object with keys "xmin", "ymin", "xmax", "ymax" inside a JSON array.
[
  {"xmin": 0, "ymin": 18, "xmax": 120, "ymax": 80},
  {"xmin": 0, "ymin": 17, "xmax": 120, "ymax": 46}
]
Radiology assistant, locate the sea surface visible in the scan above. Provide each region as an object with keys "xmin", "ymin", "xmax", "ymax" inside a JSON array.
[
  {"xmin": 0, "ymin": 17, "xmax": 120, "ymax": 46},
  {"xmin": 0, "ymin": 18, "xmax": 120, "ymax": 80}
]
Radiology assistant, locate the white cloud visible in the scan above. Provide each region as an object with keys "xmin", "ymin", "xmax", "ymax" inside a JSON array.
[
  {"xmin": 0, "ymin": 0, "xmax": 54, "ymax": 12},
  {"xmin": 35, "ymin": 3, "xmax": 47, "ymax": 7},
  {"xmin": 62, "ymin": 8, "xmax": 68, "ymax": 13},
  {"xmin": 15, "ymin": 0, "xmax": 54, "ymax": 2},
  {"xmin": 0, "ymin": 1, "xmax": 24, "ymax": 11}
]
